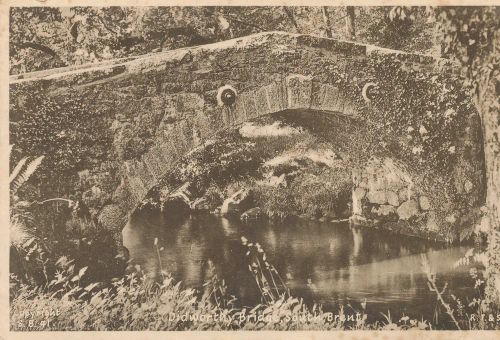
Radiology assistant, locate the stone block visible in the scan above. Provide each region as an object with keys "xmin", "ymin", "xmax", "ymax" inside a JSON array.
[
  {"xmin": 367, "ymin": 190, "xmax": 387, "ymax": 205},
  {"xmin": 310, "ymin": 82, "xmax": 326, "ymax": 111},
  {"xmin": 231, "ymin": 98, "xmax": 247, "ymax": 124},
  {"xmin": 352, "ymin": 187, "xmax": 367, "ymax": 215},
  {"xmin": 386, "ymin": 191, "xmax": 399, "ymax": 207},
  {"xmin": 254, "ymin": 86, "xmax": 272, "ymax": 115},
  {"xmin": 126, "ymin": 174, "xmax": 147, "ymax": 203},
  {"xmin": 135, "ymin": 160, "xmax": 155, "ymax": 189},
  {"xmin": 98, "ymin": 204, "xmax": 126, "ymax": 231},
  {"xmin": 359, "ymin": 176, "xmax": 369, "ymax": 188},
  {"xmin": 342, "ymin": 99, "xmax": 357, "ymax": 116},
  {"xmin": 264, "ymin": 81, "xmax": 287, "ymax": 113},
  {"xmin": 286, "ymin": 74, "xmax": 313, "ymax": 109},
  {"xmin": 384, "ymin": 175, "xmax": 406, "ymax": 191},
  {"xmin": 397, "ymin": 199, "xmax": 419, "ymax": 220},
  {"xmin": 175, "ymin": 93, "xmax": 204, "ymax": 112},
  {"xmin": 179, "ymin": 120, "xmax": 195, "ymax": 151},
  {"xmin": 371, "ymin": 205, "xmax": 397, "ymax": 221},
  {"xmin": 158, "ymin": 139, "xmax": 178, "ymax": 164},
  {"xmin": 398, "ymin": 187, "xmax": 415, "ymax": 202},
  {"xmin": 351, "ymin": 168, "xmax": 363, "ymax": 184},
  {"xmin": 353, "ymin": 187, "xmax": 367, "ymax": 199},
  {"xmin": 320, "ymin": 84, "xmax": 342, "ymax": 112},
  {"xmin": 240, "ymin": 92, "xmax": 258, "ymax": 119}
]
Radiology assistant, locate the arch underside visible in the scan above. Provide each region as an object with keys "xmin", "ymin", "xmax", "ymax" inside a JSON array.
[{"xmin": 122, "ymin": 75, "xmax": 361, "ymax": 208}]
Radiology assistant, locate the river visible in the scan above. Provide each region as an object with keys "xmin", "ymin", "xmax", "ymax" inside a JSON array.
[{"xmin": 122, "ymin": 210, "xmax": 474, "ymax": 324}]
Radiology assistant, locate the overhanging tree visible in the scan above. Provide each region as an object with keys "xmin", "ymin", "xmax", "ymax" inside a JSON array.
[{"xmin": 433, "ymin": 6, "xmax": 499, "ymax": 303}]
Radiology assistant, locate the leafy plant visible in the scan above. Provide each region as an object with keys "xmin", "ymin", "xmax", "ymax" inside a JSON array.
[
  {"xmin": 241, "ymin": 236, "xmax": 290, "ymax": 304},
  {"xmin": 10, "ymin": 145, "xmax": 44, "ymax": 243}
]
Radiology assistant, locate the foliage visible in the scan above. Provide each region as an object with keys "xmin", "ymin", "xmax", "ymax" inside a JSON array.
[
  {"xmin": 255, "ymin": 170, "xmax": 351, "ymax": 221},
  {"xmin": 432, "ymin": 6, "xmax": 499, "ymax": 105},
  {"xmin": 10, "ymin": 90, "xmax": 115, "ymax": 208},
  {"xmin": 358, "ymin": 7, "xmax": 434, "ymax": 52},
  {"xmin": 12, "ymin": 94, "xmax": 112, "ymax": 174},
  {"xmin": 255, "ymin": 153, "xmax": 352, "ymax": 220},
  {"xmin": 10, "ymin": 152, "xmax": 44, "ymax": 246},
  {"xmin": 241, "ymin": 236, "xmax": 290, "ymax": 304},
  {"xmin": 11, "ymin": 240, "xmax": 433, "ymax": 331},
  {"xmin": 422, "ymin": 246, "xmax": 500, "ymax": 330},
  {"xmin": 9, "ymin": 148, "xmax": 50, "ymax": 286},
  {"xmin": 163, "ymin": 132, "xmax": 263, "ymax": 198},
  {"xmin": 9, "ymin": 6, "xmax": 439, "ymax": 75},
  {"xmin": 9, "ymin": 148, "xmax": 123, "ymax": 288},
  {"xmin": 429, "ymin": 6, "xmax": 500, "ymax": 303}
]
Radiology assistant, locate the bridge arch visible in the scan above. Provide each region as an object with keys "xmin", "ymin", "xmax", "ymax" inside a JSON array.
[
  {"xmin": 10, "ymin": 31, "xmax": 485, "ymax": 241},
  {"xmin": 123, "ymin": 74, "xmax": 363, "ymax": 206}
]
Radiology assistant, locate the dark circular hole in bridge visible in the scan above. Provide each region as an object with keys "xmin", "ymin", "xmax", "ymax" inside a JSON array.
[{"xmin": 220, "ymin": 88, "xmax": 236, "ymax": 106}]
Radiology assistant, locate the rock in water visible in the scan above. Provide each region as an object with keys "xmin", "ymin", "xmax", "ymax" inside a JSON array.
[
  {"xmin": 221, "ymin": 189, "xmax": 252, "ymax": 216},
  {"xmin": 397, "ymin": 199, "xmax": 419, "ymax": 220},
  {"xmin": 240, "ymin": 207, "xmax": 263, "ymax": 222},
  {"xmin": 162, "ymin": 182, "xmax": 192, "ymax": 216}
]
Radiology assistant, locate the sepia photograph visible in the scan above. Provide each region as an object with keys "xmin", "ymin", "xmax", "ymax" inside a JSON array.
[{"xmin": 4, "ymin": 2, "xmax": 500, "ymax": 336}]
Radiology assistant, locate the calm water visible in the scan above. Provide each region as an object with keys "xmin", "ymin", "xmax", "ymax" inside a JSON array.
[{"xmin": 122, "ymin": 211, "xmax": 474, "ymax": 323}]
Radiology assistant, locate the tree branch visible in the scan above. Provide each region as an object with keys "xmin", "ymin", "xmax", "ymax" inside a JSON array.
[
  {"xmin": 12, "ymin": 41, "xmax": 63, "ymax": 62},
  {"xmin": 283, "ymin": 7, "xmax": 300, "ymax": 33},
  {"xmin": 322, "ymin": 7, "xmax": 333, "ymax": 38},
  {"xmin": 225, "ymin": 14, "xmax": 265, "ymax": 32}
]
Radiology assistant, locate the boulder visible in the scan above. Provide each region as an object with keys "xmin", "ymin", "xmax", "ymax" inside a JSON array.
[
  {"xmin": 398, "ymin": 187, "xmax": 415, "ymax": 202},
  {"xmin": 426, "ymin": 211, "xmax": 439, "ymax": 231},
  {"xmin": 241, "ymin": 207, "xmax": 263, "ymax": 222},
  {"xmin": 386, "ymin": 191, "xmax": 399, "ymax": 207},
  {"xmin": 268, "ymin": 174, "xmax": 287, "ymax": 187},
  {"xmin": 221, "ymin": 189, "xmax": 253, "ymax": 216},
  {"xmin": 419, "ymin": 195, "xmax": 431, "ymax": 211},
  {"xmin": 352, "ymin": 187, "xmax": 367, "ymax": 215},
  {"xmin": 372, "ymin": 204, "xmax": 396, "ymax": 217},
  {"xmin": 366, "ymin": 190, "xmax": 387, "ymax": 205},
  {"xmin": 397, "ymin": 199, "xmax": 419, "ymax": 220},
  {"xmin": 162, "ymin": 182, "xmax": 192, "ymax": 215}
]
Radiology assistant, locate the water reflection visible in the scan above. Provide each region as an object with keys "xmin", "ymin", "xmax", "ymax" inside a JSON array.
[{"xmin": 122, "ymin": 211, "xmax": 473, "ymax": 321}]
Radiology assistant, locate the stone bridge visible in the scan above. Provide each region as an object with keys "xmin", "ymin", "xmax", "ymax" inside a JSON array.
[{"xmin": 10, "ymin": 32, "xmax": 485, "ymax": 241}]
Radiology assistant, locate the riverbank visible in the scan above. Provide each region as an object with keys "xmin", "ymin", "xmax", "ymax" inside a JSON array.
[
  {"xmin": 10, "ymin": 215, "xmax": 494, "ymax": 331},
  {"xmin": 10, "ymin": 117, "xmax": 491, "ymax": 331}
]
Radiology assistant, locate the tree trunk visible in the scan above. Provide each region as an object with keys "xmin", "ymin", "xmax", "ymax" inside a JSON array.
[
  {"xmin": 482, "ymin": 71, "xmax": 500, "ymax": 304},
  {"xmin": 283, "ymin": 7, "xmax": 300, "ymax": 33},
  {"xmin": 345, "ymin": 6, "xmax": 355, "ymax": 40},
  {"xmin": 321, "ymin": 7, "xmax": 332, "ymax": 38}
]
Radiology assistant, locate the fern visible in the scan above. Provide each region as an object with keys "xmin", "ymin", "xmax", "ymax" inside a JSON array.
[
  {"xmin": 9, "ymin": 148, "xmax": 44, "ymax": 246},
  {"xmin": 10, "ymin": 156, "xmax": 44, "ymax": 194},
  {"xmin": 9, "ymin": 157, "xmax": 28, "ymax": 184}
]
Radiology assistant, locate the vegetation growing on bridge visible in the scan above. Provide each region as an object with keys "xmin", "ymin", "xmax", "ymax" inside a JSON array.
[{"xmin": 8, "ymin": 5, "xmax": 499, "ymax": 331}]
